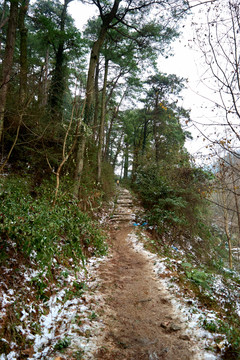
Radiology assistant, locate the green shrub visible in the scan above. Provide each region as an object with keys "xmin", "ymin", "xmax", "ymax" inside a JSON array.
[
  {"xmin": 0, "ymin": 176, "xmax": 107, "ymax": 268},
  {"xmin": 182, "ymin": 262, "xmax": 213, "ymax": 289},
  {"xmin": 54, "ymin": 337, "xmax": 71, "ymax": 351},
  {"xmin": 133, "ymin": 162, "xmax": 211, "ymax": 238}
]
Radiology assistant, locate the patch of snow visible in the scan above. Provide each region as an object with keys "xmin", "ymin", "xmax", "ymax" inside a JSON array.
[
  {"xmin": 0, "ymin": 238, "xmax": 108, "ymax": 360},
  {"xmin": 27, "ymin": 256, "xmax": 107, "ymax": 359},
  {"xmin": 1, "ymin": 292, "xmax": 15, "ymax": 307},
  {"xmin": 0, "ymin": 352, "xmax": 18, "ymax": 360}
]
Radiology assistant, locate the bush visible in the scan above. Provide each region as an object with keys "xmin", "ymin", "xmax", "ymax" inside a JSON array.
[
  {"xmin": 0, "ymin": 176, "xmax": 107, "ymax": 268},
  {"xmin": 133, "ymin": 161, "xmax": 211, "ymax": 238}
]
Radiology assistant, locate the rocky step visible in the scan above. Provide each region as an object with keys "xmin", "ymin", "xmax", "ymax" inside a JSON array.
[
  {"xmin": 118, "ymin": 191, "xmax": 131, "ymax": 196},
  {"xmin": 113, "ymin": 214, "xmax": 133, "ymax": 219},
  {"xmin": 114, "ymin": 207, "xmax": 132, "ymax": 213},
  {"xmin": 117, "ymin": 205, "xmax": 133, "ymax": 209},
  {"xmin": 118, "ymin": 193, "xmax": 131, "ymax": 197},
  {"xmin": 112, "ymin": 209, "xmax": 133, "ymax": 215},
  {"xmin": 117, "ymin": 199, "xmax": 132, "ymax": 204},
  {"xmin": 112, "ymin": 213, "xmax": 133, "ymax": 217},
  {"xmin": 111, "ymin": 215, "xmax": 134, "ymax": 222},
  {"xmin": 116, "ymin": 201, "xmax": 133, "ymax": 207},
  {"xmin": 118, "ymin": 197, "xmax": 130, "ymax": 200},
  {"xmin": 117, "ymin": 198, "xmax": 132, "ymax": 202}
]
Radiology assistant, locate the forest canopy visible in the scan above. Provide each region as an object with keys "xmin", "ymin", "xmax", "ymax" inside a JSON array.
[{"xmin": 0, "ymin": 0, "xmax": 215, "ymax": 240}]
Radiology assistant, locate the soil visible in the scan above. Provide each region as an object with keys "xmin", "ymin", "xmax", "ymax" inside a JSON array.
[{"xmin": 93, "ymin": 189, "xmax": 198, "ymax": 360}]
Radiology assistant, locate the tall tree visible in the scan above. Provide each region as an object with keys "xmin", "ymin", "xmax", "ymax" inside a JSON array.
[
  {"xmin": 97, "ymin": 55, "xmax": 109, "ymax": 182},
  {"xmin": 74, "ymin": 0, "xmax": 184, "ymax": 194},
  {"xmin": 48, "ymin": 0, "xmax": 73, "ymax": 120},
  {"xmin": 193, "ymin": 0, "xmax": 240, "ymax": 163},
  {"xmin": 0, "ymin": 0, "xmax": 18, "ymax": 143},
  {"xmin": 145, "ymin": 73, "xmax": 187, "ymax": 162},
  {"xmin": 18, "ymin": 0, "xmax": 29, "ymax": 105}
]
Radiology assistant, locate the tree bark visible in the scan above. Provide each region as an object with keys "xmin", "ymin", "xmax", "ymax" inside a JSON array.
[
  {"xmin": 0, "ymin": 0, "xmax": 18, "ymax": 143},
  {"xmin": 84, "ymin": 0, "xmax": 121, "ymax": 125},
  {"xmin": 132, "ymin": 144, "xmax": 139, "ymax": 183},
  {"xmin": 92, "ymin": 59, "xmax": 100, "ymax": 141},
  {"xmin": 85, "ymin": 31, "xmax": 107, "ymax": 125},
  {"xmin": 73, "ymin": 132, "xmax": 86, "ymax": 198},
  {"xmin": 104, "ymin": 91, "xmax": 126, "ymax": 161},
  {"xmin": 230, "ymin": 166, "xmax": 240, "ymax": 250},
  {"xmin": 112, "ymin": 132, "xmax": 123, "ymax": 170},
  {"xmin": 124, "ymin": 142, "xmax": 129, "ymax": 179},
  {"xmin": 0, "ymin": 0, "xmax": 8, "ymax": 29},
  {"xmin": 41, "ymin": 46, "xmax": 49, "ymax": 107},
  {"xmin": 97, "ymin": 58, "xmax": 108, "ymax": 183},
  {"xmin": 104, "ymin": 113, "xmax": 114, "ymax": 161},
  {"xmin": 153, "ymin": 93, "xmax": 160, "ymax": 163},
  {"xmin": 49, "ymin": 0, "xmax": 72, "ymax": 120},
  {"xmin": 222, "ymin": 188, "xmax": 233, "ymax": 269},
  {"xmin": 19, "ymin": 0, "xmax": 29, "ymax": 106},
  {"xmin": 142, "ymin": 114, "xmax": 148, "ymax": 155}
]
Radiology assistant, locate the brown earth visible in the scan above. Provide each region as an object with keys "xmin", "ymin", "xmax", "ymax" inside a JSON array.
[{"xmin": 93, "ymin": 224, "xmax": 198, "ymax": 360}]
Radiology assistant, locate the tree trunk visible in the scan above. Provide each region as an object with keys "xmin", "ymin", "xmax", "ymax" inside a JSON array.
[
  {"xmin": 104, "ymin": 90, "xmax": 126, "ymax": 160},
  {"xmin": 84, "ymin": 0, "xmax": 121, "ymax": 125},
  {"xmin": 49, "ymin": 0, "xmax": 72, "ymax": 120},
  {"xmin": 142, "ymin": 114, "xmax": 148, "ymax": 155},
  {"xmin": 0, "ymin": 0, "xmax": 18, "ymax": 143},
  {"xmin": 153, "ymin": 93, "xmax": 160, "ymax": 163},
  {"xmin": 74, "ymin": 0, "xmax": 120, "ymax": 195},
  {"xmin": 85, "ymin": 31, "xmax": 107, "ymax": 125},
  {"xmin": 132, "ymin": 144, "xmax": 139, "ymax": 183},
  {"xmin": 104, "ymin": 113, "xmax": 114, "ymax": 161},
  {"xmin": 73, "ymin": 130, "xmax": 86, "ymax": 198},
  {"xmin": 230, "ymin": 167, "xmax": 240, "ymax": 252},
  {"xmin": 112, "ymin": 132, "xmax": 123, "ymax": 170},
  {"xmin": 0, "ymin": 0, "xmax": 9, "ymax": 54},
  {"xmin": 222, "ymin": 188, "xmax": 233, "ymax": 269},
  {"xmin": 92, "ymin": 59, "xmax": 99, "ymax": 141},
  {"xmin": 0, "ymin": 0, "xmax": 8, "ymax": 27},
  {"xmin": 19, "ymin": 0, "xmax": 29, "ymax": 106},
  {"xmin": 41, "ymin": 46, "xmax": 49, "ymax": 107},
  {"xmin": 97, "ymin": 58, "xmax": 108, "ymax": 183},
  {"xmin": 124, "ymin": 142, "xmax": 129, "ymax": 179}
]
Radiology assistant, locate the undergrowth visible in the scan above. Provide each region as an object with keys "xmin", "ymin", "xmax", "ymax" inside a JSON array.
[
  {"xmin": 132, "ymin": 161, "xmax": 212, "ymax": 240},
  {"xmin": 0, "ymin": 175, "xmax": 107, "ymax": 269},
  {"xmin": 0, "ymin": 174, "xmax": 108, "ymax": 358}
]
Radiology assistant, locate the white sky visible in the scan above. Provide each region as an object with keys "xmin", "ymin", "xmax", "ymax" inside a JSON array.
[{"xmin": 68, "ymin": 1, "xmax": 214, "ymax": 163}]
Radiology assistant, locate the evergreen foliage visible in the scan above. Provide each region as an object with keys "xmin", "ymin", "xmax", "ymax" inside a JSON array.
[{"xmin": 133, "ymin": 158, "xmax": 211, "ymax": 238}]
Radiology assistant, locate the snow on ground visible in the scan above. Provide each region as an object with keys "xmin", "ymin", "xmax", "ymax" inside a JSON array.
[
  {"xmin": 0, "ymin": 255, "xmax": 108, "ymax": 360},
  {"xmin": 1, "ymin": 198, "xmax": 239, "ymax": 360},
  {"xmin": 126, "ymin": 230, "xmax": 226, "ymax": 360}
]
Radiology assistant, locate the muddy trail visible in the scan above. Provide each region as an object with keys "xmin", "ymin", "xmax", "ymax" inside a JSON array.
[{"xmin": 93, "ymin": 188, "xmax": 198, "ymax": 360}]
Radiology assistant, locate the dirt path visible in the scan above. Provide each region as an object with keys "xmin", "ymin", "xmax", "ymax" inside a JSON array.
[{"xmin": 93, "ymin": 189, "xmax": 198, "ymax": 360}]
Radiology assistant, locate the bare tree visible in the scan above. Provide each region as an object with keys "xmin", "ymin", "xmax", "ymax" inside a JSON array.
[{"xmin": 193, "ymin": 0, "xmax": 240, "ymax": 157}]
